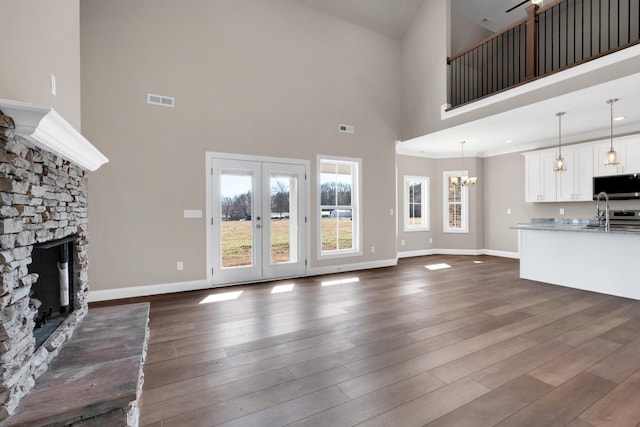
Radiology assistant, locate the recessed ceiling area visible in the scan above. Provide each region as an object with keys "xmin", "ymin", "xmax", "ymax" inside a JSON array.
[{"xmin": 398, "ymin": 70, "xmax": 640, "ymax": 158}]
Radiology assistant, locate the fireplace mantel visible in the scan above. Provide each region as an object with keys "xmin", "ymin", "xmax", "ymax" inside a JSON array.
[{"xmin": 0, "ymin": 98, "xmax": 108, "ymax": 171}]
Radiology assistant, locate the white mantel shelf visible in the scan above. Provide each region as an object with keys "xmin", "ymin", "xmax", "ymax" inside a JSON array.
[{"xmin": 0, "ymin": 99, "xmax": 108, "ymax": 172}]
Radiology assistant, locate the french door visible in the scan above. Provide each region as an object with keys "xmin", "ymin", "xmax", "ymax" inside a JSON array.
[{"xmin": 208, "ymin": 155, "xmax": 308, "ymax": 286}]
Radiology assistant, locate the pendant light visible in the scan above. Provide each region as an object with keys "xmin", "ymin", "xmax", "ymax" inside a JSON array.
[
  {"xmin": 449, "ymin": 141, "xmax": 477, "ymax": 186},
  {"xmin": 604, "ymin": 98, "xmax": 620, "ymax": 166},
  {"xmin": 553, "ymin": 112, "xmax": 566, "ymax": 172}
]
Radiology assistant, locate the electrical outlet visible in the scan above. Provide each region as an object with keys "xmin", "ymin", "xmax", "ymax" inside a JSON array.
[
  {"xmin": 370, "ymin": 246, "xmax": 375, "ymax": 253},
  {"xmin": 401, "ymin": 240, "xmax": 405, "ymax": 246},
  {"xmin": 560, "ymin": 208, "xmax": 565, "ymax": 215},
  {"xmin": 507, "ymin": 208, "xmax": 512, "ymax": 215},
  {"xmin": 389, "ymin": 209, "xmax": 394, "ymax": 216},
  {"xmin": 177, "ymin": 261, "xmax": 184, "ymax": 271},
  {"xmin": 429, "ymin": 238, "xmax": 433, "ymax": 244}
]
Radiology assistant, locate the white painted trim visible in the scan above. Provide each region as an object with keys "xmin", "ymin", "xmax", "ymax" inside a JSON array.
[
  {"xmin": 399, "ymin": 248, "xmax": 519, "ymax": 259},
  {"xmin": 434, "ymin": 248, "xmax": 484, "ymax": 256},
  {"xmin": 398, "ymin": 249, "xmax": 437, "ymax": 258},
  {"xmin": 205, "ymin": 155, "xmax": 214, "ymax": 286},
  {"xmin": 317, "ymin": 155, "xmax": 363, "ymax": 259},
  {"xmin": 88, "ymin": 250, "xmax": 520, "ymax": 302},
  {"xmin": 205, "ymin": 152, "xmax": 311, "ymax": 285},
  {"xmin": 483, "ymin": 249, "xmax": 520, "ymax": 259},
  {"xmin": 442, "ymin": 170, "xmax": 469, "ymax": 233},
  {"xmin": 0, "ymin": 98, "xmax": 108, "ymax": 171},
  {"xmin": 307, "ymin": 258, "xmax": 397, "ymax": 277},
  {"xmin": 403, "ymin": 175, "xmax": 430, "ymax": 232},
  {"xmin": 88, "ymin": 279, "xmax": 210, "ymax": 302}
]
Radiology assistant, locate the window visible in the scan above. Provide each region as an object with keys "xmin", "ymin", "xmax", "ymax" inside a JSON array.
[
  {"xmin": 443, "ymin": 171, "xmax": 469, "ymax": 233},
  {"xmin": 404, "ymin": 176, "xmax": 429, "ymax": 231},
  {"xmin": 318, "ymin": 156, "xmax": 361, "ymax": 257}
]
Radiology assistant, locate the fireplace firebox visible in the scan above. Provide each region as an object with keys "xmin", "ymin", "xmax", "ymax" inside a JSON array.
[{"xmin": 29, "ymin": 236, "xmax": 79, "ymax": 349}]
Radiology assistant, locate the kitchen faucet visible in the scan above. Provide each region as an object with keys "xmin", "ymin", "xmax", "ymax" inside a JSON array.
[{"xmin": 595, "ymin": 191, "xmax": 610, "ymax": 231}]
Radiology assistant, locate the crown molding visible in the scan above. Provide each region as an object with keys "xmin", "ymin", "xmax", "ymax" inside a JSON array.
[{"xmin": 0, "ymin": 99, "xmax": 108, "ymax": 172}]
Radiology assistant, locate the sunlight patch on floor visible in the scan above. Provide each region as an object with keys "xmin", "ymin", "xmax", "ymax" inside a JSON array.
[
  {"xmin": 473, "ymin": 260, "xmax": 484, "ymax": 264},
  {"xmin": 271, "ymin": 283, "xmax": 295, "ymax": 294},
  {"xmin": 321, "ymin": 277, "xmax": 360, "ymax": 287},
  {"xmin": 199, "ymin": 290, "xmax": 244, "ymax": 304},
  {"xmin": 425, "ymin": 263, "xmax": 451, "ymax": 271}
]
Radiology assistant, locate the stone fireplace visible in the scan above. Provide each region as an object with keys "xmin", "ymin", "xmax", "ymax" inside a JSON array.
[{"xmin": 0, "ymin": 100, "xmax": 107, "ymax": 420}]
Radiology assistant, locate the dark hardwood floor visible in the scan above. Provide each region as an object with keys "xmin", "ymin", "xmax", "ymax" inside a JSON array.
[{"xmin": 101, "ymin": 255, "xmax": 640, "ymax": 426}]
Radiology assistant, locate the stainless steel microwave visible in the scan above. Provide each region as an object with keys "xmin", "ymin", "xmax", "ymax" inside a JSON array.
[{"xmin": 593, "ymin": 174, "xmax": 640, "ymax": 200}]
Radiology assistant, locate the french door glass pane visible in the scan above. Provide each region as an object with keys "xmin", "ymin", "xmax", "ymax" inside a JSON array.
[
  {"xmin": 220, "ymin": 173, "xmax": 253, "ymax": 268},
  {"xmin": 270, "ymin": 175, "xmax": 298, "ymax": 264}
]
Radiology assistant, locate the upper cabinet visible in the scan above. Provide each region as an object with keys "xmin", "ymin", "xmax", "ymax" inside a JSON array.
[
  {"xmin": 557, "ymin": 144, "xmax": 594, "ymax": 201},
  {"xmin": 524, "ymin": 148, "xmax": 558, "ymax": 203},
  {"xmin": 594, "ymin": 135, "xmax": 640, "ymax": 177},
  {"xmin": 523, "ymin": 143, "xmax": 594, "ymax": 203}
]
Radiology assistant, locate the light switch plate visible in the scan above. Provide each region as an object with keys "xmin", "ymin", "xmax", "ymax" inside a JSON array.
[{"xmin": 184, "ymin": 210, "xmax": 202, "ymax": 218}]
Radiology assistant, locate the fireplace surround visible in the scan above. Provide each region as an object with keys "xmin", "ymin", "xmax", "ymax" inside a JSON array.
[{"xmin": 0, "ymin": 100, "xmax": 107, "ymax": 420}]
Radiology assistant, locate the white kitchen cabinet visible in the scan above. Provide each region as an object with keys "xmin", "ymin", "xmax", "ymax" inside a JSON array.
[
  {"xmin": 524, "ymin": 149, "xmax": 558, "ymax": 202},
  {"xmin": 524, "ymin": 143, "xmax": 593, "ymax": 203},
  {"xmin": 557, "ymin": 144, "xmax": 594, "ymax": 201},
  {"xmin": 594, "ymin": 135, "xmax": 640, "ymax": 176}
]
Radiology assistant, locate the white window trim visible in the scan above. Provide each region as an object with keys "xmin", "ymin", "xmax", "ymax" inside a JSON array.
[
  {"xmin": 404, "ymin": 175, "xmax": 430, "ymax": 232},
  {"xmin": 317, "ymin": 155, "xmax": 362, "ymax": 259},
  {"xmin": 443, "ymin": 170, "xmax": 469, "ymax": 234}
]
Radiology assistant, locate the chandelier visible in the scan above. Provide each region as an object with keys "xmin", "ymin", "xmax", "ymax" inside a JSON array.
[{"xmin": 449, "ymin": 141, "xmax": 477, "ymax": 186}]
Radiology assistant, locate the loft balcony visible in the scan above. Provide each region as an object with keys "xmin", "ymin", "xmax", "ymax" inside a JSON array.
[{"xmin": 447, "ymin": 0, "xmax": 640, "ymax": 110}]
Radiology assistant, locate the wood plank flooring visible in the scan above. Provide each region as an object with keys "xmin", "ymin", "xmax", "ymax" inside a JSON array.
[{"xmin": 95, "ymin": 255, "xmax": 640, "ymax": 426}]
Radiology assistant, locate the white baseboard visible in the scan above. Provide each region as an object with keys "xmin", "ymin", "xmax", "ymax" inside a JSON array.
[
  {"xmin": 399, "ymin": 248, "xmax": 520, "ymax": 259},
  {"xmin": 434, "ymin": 248, "xmax": 485, "ymax": 256},
  {"xmin": 397, "ymin": 249, "xmax": 437, "ymax": 258},
  {"xmin": 307, "ymin": 258, "xmax": 398, "ymax": 277},
  {"xmin": 483, "ymin": 249, "xmax": 520, "ymax": 259},
  {"xmin": 88, "ymin": 279, "xmax": 210, "ymax": 302},
  {"xmin": 88, "ymin": 251, "xmax": 519, "ymax": 302}
]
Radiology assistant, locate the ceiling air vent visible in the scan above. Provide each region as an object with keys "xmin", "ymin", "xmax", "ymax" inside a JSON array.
[
  {"xmin": 339, "ymin": 124, "xmax": 354, "ymax": 134},
  {"xmin": 147, "ymin": 93, "xmax": 175, "ymax": 108}
]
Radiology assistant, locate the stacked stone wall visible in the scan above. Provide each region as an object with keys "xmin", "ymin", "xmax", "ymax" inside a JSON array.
[{"xmin": 0, "ymin": 114, "xmax": 89, "ymax": 419}]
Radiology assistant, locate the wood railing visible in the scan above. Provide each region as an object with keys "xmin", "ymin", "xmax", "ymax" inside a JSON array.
[{"xmin": 447, "ymin": 0, "xmax": 640, "ymax": 109}]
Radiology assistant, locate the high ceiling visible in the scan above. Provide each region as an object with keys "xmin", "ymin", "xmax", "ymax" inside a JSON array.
[
  {"xmin": 292, "ymin": 0, "xmax": 640, "ymax": 157},
  {"xmin": 292, "ymin": 0, "xmax": 532, "ymax": 40},
  {"xmin": 451, "ymin": 0, "xmax": 536, "ymax": 32},
  {"xmin": 291, "ymin": 0, "xmax": 426, "ymax": 40}
]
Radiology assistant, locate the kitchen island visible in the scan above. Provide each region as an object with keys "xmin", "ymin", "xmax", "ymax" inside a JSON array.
[{"xmin": 514, "ymin": 218, "xmax": 640, "ymax": 300}]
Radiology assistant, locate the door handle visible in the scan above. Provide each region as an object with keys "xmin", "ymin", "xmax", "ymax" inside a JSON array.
[{"xmin": 256, "ymin": 224, "xmax": 261, "ymax": 229}]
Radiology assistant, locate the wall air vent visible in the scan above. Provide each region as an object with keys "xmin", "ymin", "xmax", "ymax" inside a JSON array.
[
  {"xmin": 339, "ymin": 124, "xmax": 354, "ymax": 134},
  {"xmin": 147, "ymin": 93, "xmax": 175, "ymax": 108}
]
